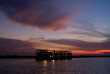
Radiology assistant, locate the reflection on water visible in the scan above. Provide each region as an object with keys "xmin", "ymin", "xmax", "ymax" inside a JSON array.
[
  {"xmin": 52, "ymin": 60, "xmax": 55, "ymax": 68},
  {"xmin": 0, "ymin": 58, "xmax": 110, "ymax": 74},
  {"xmin": 65, "ymin": 59, "xmax": 68, "ymax": 62},
  {"xmin": 43, "ymin": 60, "xmax": 47, "ymax": 67},
  {"xmin": 42, "ymin": 60, "xmax": 47, "ymax": 74},
  {"xmin": 42, "ymin": 60, "xmax": 56, "ymax": 74}
]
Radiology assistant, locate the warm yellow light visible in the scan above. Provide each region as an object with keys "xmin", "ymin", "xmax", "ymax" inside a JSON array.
[{"xmin": 43, "ymin": 60, "xmax": 47, "ymax": 67}]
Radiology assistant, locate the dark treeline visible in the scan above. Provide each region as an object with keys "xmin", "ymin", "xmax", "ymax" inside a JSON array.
[
  {"xmin": 72, "ymin": 55, "xmax": 110, "ymax": 58},
  {"xmin": 0, "ymin": 55, "xmax": 36, "ymax": 58},
  {"xmin": 0, "ymin": 55, "xmax": 110, "ymax": 59}
]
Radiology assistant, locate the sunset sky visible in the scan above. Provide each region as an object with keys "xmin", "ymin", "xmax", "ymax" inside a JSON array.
[{"xmin": 0, "ymin": 0, "xmax": 110, "ymax": 56}]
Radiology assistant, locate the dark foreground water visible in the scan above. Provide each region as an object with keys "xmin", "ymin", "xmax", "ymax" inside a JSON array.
[{"xmin": 0, "ymin": 58, "xmax": 110, "ymax": 74}]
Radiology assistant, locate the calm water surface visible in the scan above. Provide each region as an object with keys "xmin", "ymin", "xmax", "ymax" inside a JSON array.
[{"xmin": 0, "ymin": 58, "xmax": 110, "ymax": 74}]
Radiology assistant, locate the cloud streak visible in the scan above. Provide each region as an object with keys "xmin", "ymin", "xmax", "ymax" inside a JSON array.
[
  {"xmin": 45, "ymin": 38, "xmax": 110, "ymax": 51},
  {"xmin": 0, "ymin": 0, "xmax": 72, "ymax": 31},
  {"xmin": 27, "ymin": 36, "xmax": 45, "ymax": 41},
  {"xmin": 68, "ymin": 18, "xmax": 110, "ymax": 39}
]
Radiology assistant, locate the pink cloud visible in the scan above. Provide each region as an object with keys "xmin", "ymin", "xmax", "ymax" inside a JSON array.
[{"xmin": 0, "ymin": 0, "xmax": 72, "ymax": 31}]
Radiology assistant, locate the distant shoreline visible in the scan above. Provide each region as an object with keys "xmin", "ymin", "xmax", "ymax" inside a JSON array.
[{"xmin": 0, "ymin": 56, "xmax": 110, "ymax": 59}]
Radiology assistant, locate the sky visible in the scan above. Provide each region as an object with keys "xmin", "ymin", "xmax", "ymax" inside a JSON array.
[{"xmin": 0, "ymin": 0, "xmax": 110, "ymax": 56}]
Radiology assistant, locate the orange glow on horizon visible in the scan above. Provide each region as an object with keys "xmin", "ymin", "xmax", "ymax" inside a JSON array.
[
  {"xmin": 71, "ymin": 49, "xmax": 110, "ymax": 55},
  {"xmin": 35, "ymin": 46, "xmax": 110, "ymax": 55},
  {"xmin": 71, "ymin": 50, "xmax": 101, "ymax": 55},
  {"xmin": 99, "ymin": 50, "xmax": 110, "ymax": 52}
]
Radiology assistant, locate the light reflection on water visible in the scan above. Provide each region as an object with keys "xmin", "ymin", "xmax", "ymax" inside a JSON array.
[
  {"xmin": 43, "ymin": 60, "xmax": 47, "ymax": 67},
  {"xmin": 52, "ymin": 60, "xmax": 55, "ymax": 68},
  {"xmin": 0, "ymin": 58, "xmax": 110, "ymax": 74},
  {"xmin": 42, "ymin": 60, "xmax": 55, "ymax": 74}
]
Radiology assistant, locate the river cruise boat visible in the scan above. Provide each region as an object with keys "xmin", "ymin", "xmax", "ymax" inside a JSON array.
[{"xmin": 36, "ymin": 50, "xmax": 72, "ymax": 60}]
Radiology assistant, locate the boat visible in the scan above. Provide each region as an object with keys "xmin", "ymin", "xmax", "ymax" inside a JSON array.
[{"xmin": 35, "ymin": 50, "xmax": 72, "ymax": 60}]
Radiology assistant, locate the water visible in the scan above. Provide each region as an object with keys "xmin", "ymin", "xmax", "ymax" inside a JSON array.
[{"xmin": 0, "ymin": 58, "xmax": 110, "ymax": 74}]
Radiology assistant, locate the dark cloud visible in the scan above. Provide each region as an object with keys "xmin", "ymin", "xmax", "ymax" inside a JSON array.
[
  {"xmin": 45, "ymin": 39, "xmax": 110, "ymax": 51},
  {"xmin": 0, "ymin": 38, "xmax": 36, "ymax": 56},
  {"xmin": 0, "ymin": 0, "xmax": 71, "ymax": 31}
]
